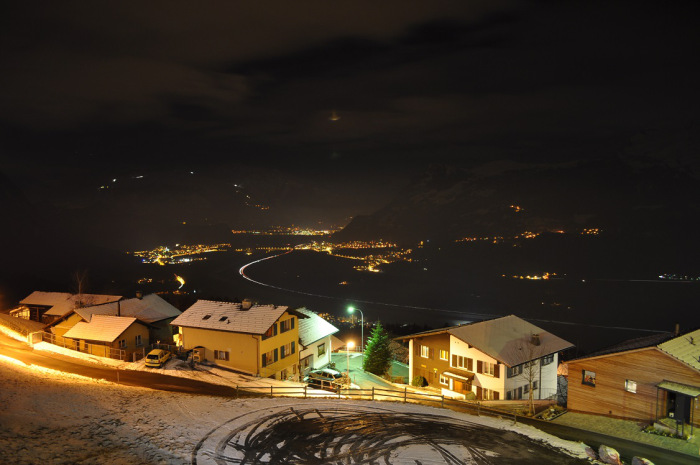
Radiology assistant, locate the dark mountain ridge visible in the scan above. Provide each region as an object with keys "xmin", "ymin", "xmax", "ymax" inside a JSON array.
[{"xmin": 334, "ymin": 156, "xmax": 700, "ymax": 245}]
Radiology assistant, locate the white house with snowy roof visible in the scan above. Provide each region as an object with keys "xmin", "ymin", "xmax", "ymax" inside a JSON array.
[
  {"xmin": 296, "ymin": 307, "xmax": 339, "ymax": 375},
  {"xmin": 398, "ymin": 315, "xmax": 574, "ymax": 401},
  {"xmin": 171, "ymin": 300, "xmax": 308, "ymax": 380}
]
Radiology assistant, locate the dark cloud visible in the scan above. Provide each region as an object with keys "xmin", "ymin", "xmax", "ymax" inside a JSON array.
[{"xmin": 1, "ymin": 0, "xmax": 699, "ymax": 215}]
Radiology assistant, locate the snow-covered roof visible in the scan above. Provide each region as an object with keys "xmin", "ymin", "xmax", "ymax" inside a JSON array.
[
  {"xmin": 44, "ymin": 293, "xmax": 123, "ymax": 317},
  {"xmin": 296, "ymin": 308, "xmax": 339, "ymax": 347},
  {"xmin": 20, "ymin": 291, "xmax": 72, "ymax": 307},
  {"xmin": 20, "ymin": 291, "xmax": 123, "ymax": 318},
  {"xmin": 402, "ymin": 315, "xmax": 573, "ymax": 367},
  {"xmin": 75, "ymin": 294, "xmax": 180, "ymax": 324},
  {"xmin": 658, "ymin": 328, "xmax": 700, "ymax": 371},
  {"xmin": 171, "ymin": 300, "xmax": 289, "ymax": 335},
  {"xmin": 63, "ymin": 315, "xmax": 138, "ymax": 343},
  {"xmin": 447, "ymin": 315, "xmax": 573, "ymax": 367}
]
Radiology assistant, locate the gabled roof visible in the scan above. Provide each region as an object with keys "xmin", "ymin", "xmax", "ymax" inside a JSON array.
[
  {"xmin": 63, "ymin": 315, "xmax": 138, "ymax": 343},
  {"xmin": 170, "ymin": 300, "xmax": 290, "ymax": 335},
  {"xmin": 20, "ymin": 291, "xmax": 122, "ymax": 317},
  {"xmin": 402, "ymin": 314, "xmax": 574, "ymax": 367},
  {"xmin": 658, "ymin": 328, "xmax": 700, "ymax": 371},
  {"xmin": 296, "ymin": 308, "xmax": 339, "ymax": 347},
  {"xmin": 74, "ymin": 294, "xmax": 181, "ymax": 324},
  {"xmin": 20, "ymin": 291, "xmax": 72, "ymax": 307},
  {"xmin": 577, "ymin": 332, "xmax": 675, "ymax": 360}
]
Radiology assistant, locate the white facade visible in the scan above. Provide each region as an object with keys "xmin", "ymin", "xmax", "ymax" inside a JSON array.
[{"xmin": 299, "ymin": 334, "xmax": 333, "ymax": 373}]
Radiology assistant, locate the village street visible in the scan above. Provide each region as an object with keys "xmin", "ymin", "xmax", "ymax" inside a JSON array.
[{"xmin": 0, "ymin": 331, "xmax": 242, "ymax": 397}]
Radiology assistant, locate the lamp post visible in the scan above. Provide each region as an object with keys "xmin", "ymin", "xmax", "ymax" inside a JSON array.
[
  {"xmin": 347, "ymin": 306, "xmax": 364, "ymax": 352},
  {"xmin": 346, "ymin": 341, "xmax": 354, "ymax": 376}
]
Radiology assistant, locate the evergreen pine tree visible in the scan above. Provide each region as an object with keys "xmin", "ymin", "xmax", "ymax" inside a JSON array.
[{"xmin": 362, "ymin": 322, "xmax": 392, "ymax": 375}]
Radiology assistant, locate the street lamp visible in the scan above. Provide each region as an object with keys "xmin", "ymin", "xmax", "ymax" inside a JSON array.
[
  {"xmin": 346, "ymin": 341, "xmax": 355, "ymax": 375},
  {"xmin": 347, "ymin": 306, "xmax": 364, "ymax": 352}
]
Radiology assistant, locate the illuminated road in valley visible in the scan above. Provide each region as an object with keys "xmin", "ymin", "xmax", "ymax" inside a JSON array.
[{"xmin": 238, "ymin": 251, "xmax": 666, "ymax": 334}]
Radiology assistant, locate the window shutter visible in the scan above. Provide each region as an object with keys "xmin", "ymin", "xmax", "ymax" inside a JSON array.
[
  {"xmin": 452, "ymin": 354, "xmax": 457, "ymax": 366},
  {"xmin": 291, "ymin": 341, "xmax": 295, "ymax": 354},
  {"xmin": 291, "ymin": 318, "xmax": 295, "ymax": 329},
  {"xmin": 429, "ymin": 348, "xmax": 434, "ymax": 359},
  {"xmin": 274, "ymin": 324, "xmax": 278, "ymax": 336},
  {"xmin": 467, "ymin": 358, "xmax": 473, "ymax": 371},
  {"xmin": 262, "ymin": 353, "xmax": 267, "ymax": 367},
  {"xmin": 281, "ymin": 345, "xmax": 286, "ymax": 358},
  {"xmin": 494, "ymin": 364, "xmax": 500, "ymax": 378},
  {"xmin": 494, "ymin": 391, "xmax": 500, "ymax": 400},
  {"xmin": 476, "ymin": 360, "xmax": 483, "ymax": 373},
  {"xmin": 274, "ymin": 348, "xmax": 279, "ymax": 362},
  {"xmin": 476, "ymin": 386, "xmax": 482, "ymax": 400}
]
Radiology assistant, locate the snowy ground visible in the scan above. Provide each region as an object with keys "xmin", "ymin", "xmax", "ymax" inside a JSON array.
[
  {"xmin": 33, "ymin": 339, "xmax": 360, "ymax": 393},
  {"xmin": 0, "ymin": 354, "xmax": 596, "ymax": 464}
]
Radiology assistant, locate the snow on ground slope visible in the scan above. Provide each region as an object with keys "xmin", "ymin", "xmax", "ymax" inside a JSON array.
[{"xmin": 0, "ymin": 356, "xmax": 594, "ymax": 465}]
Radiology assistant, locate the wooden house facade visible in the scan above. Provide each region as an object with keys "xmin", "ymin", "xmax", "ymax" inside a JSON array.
[{"xmin": 566, "ymin": 329, "xmax": 700, "ymax": 432}]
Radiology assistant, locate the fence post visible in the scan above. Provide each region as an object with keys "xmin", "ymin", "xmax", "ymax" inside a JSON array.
[
  {"xmin": 372, "ymin": 386, "xmax": 375, "ymax": 401},
  {"xmin": 441, "ymin": 395, "xmax": 444, "ymax": 408},
  {"xmin": 477, "ymin": 403, "xmax": 480, "ymax": 416},
  {"xmin": 236, "ymin": 386, "xmax": 239, "ymax": 399},
  {"xmin": 404, "ymin": 387, "xmax": 407, "ymax": 403},
  {"xmin": 304, "ymin": 386, "xmax": 307, "ymax": 399},
  {"xmin": 270, "ymin": 386, "xmax": 273, "ymax": 398}
]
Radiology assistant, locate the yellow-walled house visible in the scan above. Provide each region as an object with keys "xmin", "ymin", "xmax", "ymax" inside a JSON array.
[
  {"xmin": 171, "ymin": 300, "xmax": 305, "ymax": 380},
  {"xmin": 62, "ymin": 314, "xmax": 149, "ymax": 361}
]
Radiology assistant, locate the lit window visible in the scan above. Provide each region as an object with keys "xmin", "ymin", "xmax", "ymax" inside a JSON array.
[
  {"xmin": 439, "ymin": 349, "xmax": 449, "ymax": 361},
  {"xmin": 280, "ymin": 318, "xmax": 295, "ymax": 333},
  {"xmin": 625, "ymin": 379, "xmax": 637, "ymax": 393},
  {"xmin": 482, "ymin": 361, "xmax": 496, "ymax": 376},
  {"xmin": 135, "ymin": 335, "xmax": 142, "ymax": 347},
  {"xmin": 582, "ymin": 370, "xmax": 596, "ymax": 387},
  {"xmin": 439, "ymin": 374, "xmax": 448, "ymax": 385},
  {"xmin": 421, "ymin": 345, "xmax": 430, "ymax": 358},
  {"xmin": 318, "ymin": 343, "xmax": 326, "ymax": 357},
  {"xmin": 215, "ymin": 350, "xmax": 229, "ymax": 361}
]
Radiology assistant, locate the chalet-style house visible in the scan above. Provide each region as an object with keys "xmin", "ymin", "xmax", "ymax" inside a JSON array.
[
  {"xmin": 171, "ymin": 300, "xmax": 306, "ymax": 380},
  {"xmin": 62, "ymin": 314, "xmax": 150, "ymax": 360},
  {"xmin": 11, "ymin": 291, "xmax": 122, "ymax": 323},
  {"xmin": 399, "ymin": 315, "xmax": 574, "ymax": 401},
  {"xmin": 48, "ymin": 293, "xmax": 181, "ymax": 343},
  {"xmin": 297, "ymin": 307, "xmax": 339, "ymax": 376},
  {"xmin": 566, "ymin": 328, "xmax": 700, "ymax": 434}
]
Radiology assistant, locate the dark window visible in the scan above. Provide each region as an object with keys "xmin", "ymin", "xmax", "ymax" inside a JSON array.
[
  {"xmin": 202, "ymin": 314, "xmax": 211, "ymax": 320},
  {"xmin": 541, "ymin": 354, "xmax": 554, "ymax": 366}
]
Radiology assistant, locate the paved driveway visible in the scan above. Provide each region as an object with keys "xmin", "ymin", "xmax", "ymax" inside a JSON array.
[{"xmin": 328, "ymin": 352, "xmax": 402, "ymax": 390}]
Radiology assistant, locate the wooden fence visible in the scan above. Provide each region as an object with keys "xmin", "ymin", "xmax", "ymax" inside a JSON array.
[
  {"xmin": 38, "ymin": 331, "xmax": 126, "ymax": 361},
  {"xmin": 233, "ymin": 385, "xmax": 524, "ymax": 422}
]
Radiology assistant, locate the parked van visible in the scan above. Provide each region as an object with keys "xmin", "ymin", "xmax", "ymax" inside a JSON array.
[{"xmin": 145, "ymin": 349, "xmax": 171, "ymax": 368}]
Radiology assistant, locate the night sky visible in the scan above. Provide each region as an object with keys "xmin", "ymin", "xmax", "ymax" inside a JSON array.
[{"xmin": 2, "ymin": 1, "xmax": 699, "ymax": 225}]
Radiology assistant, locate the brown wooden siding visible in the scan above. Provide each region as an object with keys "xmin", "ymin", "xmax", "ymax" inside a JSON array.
[
  {"xmin": 412, "ymin": 333, "xmax": 451, "ymax": 388},
  {"xmin": 567, "ymin": 348, "xmax": 700, "ymax": 426}
]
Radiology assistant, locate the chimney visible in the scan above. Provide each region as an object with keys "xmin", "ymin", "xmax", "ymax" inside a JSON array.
[
  {"xmin": 241, "ymin": 298, "xmax": 253, "ymax": 310},
  {"xmin": 136, "ymin": 290, "xmax": 143, "ymax": 300},
  {"xmin": 117, "ymin": 300, "xmax": 121, "ymax": 317},
  {"xmin": 674, "ymin": 323, "xmax": 680, "ymax": 336},
  {"xmin": 530, "ymin": 334, "xmax": 541, "ymax": 346}
]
